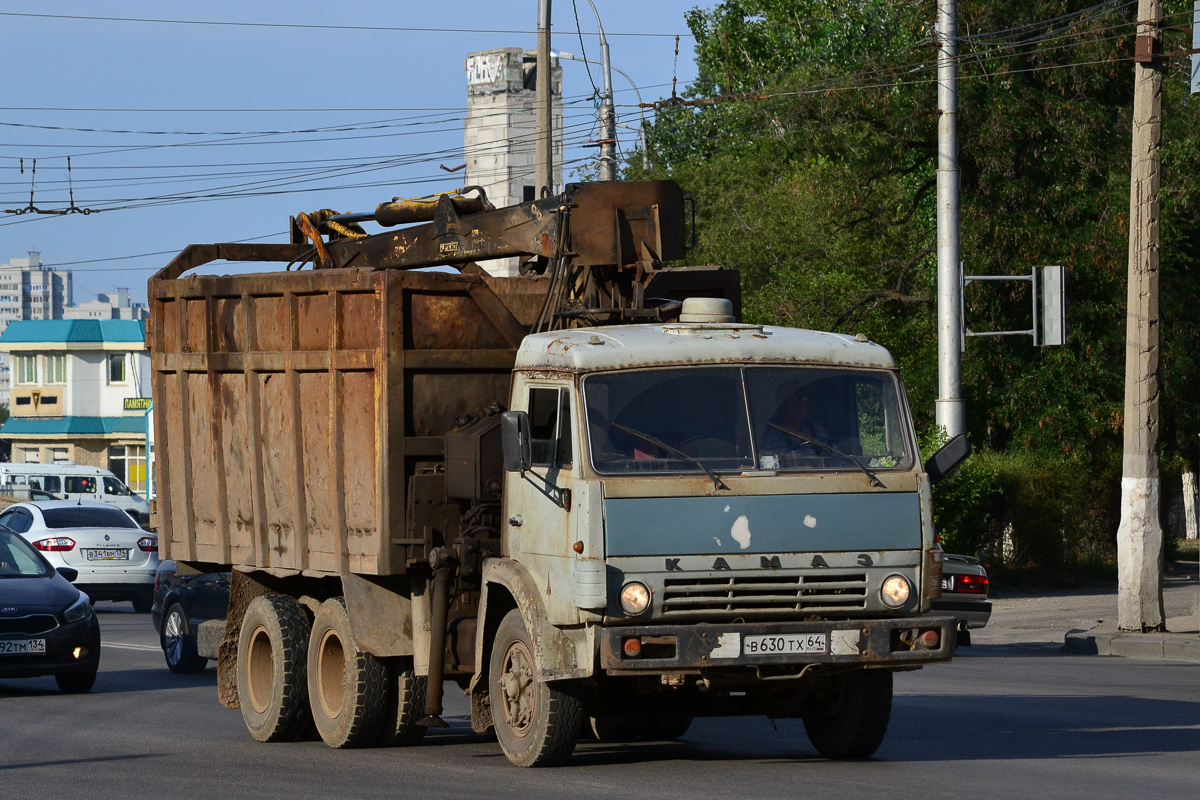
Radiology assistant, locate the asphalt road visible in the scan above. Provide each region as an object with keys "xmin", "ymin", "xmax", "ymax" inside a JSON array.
[{"xmin": 2, "ymin": 604, "xmax": 1196, "ymax": 800}]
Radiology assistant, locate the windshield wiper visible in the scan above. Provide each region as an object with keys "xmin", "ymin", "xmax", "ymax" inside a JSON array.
[
  {"xmin": 767, "ymin": 423, "xmax": 885, "ymax": 488},
  {"xmin": 612, "ymin": 422, "xmax": 730, "ymax": 491}
]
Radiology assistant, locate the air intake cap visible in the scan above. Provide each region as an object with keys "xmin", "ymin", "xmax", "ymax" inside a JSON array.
[{"xmin": 678, "ymin": 297, "xmax": 735, "ymax": 324}]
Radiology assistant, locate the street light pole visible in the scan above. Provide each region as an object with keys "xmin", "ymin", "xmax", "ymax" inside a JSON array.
[
  {"xmin": 557, "ymin": 51, "xmax": 646, "ymax": 172},
  {"xmin": 536, "ymin": 0, "xmax": 554, "ymax": 196},
  {"xmin": 583, "ymin": 0, "xmax": 616, "ymax": 181}
]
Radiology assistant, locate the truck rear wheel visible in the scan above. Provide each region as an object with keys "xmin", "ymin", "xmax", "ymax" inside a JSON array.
[
  {"xmin": 802, "ymin": 668, "xmax": 893, "ymax": 759},
  {"xmin": 490, "ymin": 609, "xmax": 582, "ymax": 767},
  {"xmin": 375, "ymin": 658, "xmax": 428, "ymax": 747},
  {"xmin": 237, "ymin": 594, "xmax": 312, "ymax": 742},
  {"xmin": 307, "ymin": 597, "xmax": 387, "ymax": 748}
]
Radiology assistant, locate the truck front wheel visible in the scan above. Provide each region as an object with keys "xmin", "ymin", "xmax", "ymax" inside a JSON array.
[
  {"xmin": 489, "ymin": 609, "xmax": 582, "ymax": 767},
  {"xmin": 237, "ymin": 594, "xmax": 312, "ymax": 742},
  {"xmin": 802, "ymin": 668, "xmax": 893, "ymax": 759},
  {"xmin": 307, "ymin": 597, "xmax": 387, "ymax": 748}
]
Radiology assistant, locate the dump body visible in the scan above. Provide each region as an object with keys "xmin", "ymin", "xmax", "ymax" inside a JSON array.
[{"xmin": 149, "ymin": 267, "xmax": 542, "ymax": 575}]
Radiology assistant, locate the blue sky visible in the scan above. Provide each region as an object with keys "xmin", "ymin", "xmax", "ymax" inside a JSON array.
[{"xmin": 0, "ymin": 2, "xmax": 702, "ymax": 304}]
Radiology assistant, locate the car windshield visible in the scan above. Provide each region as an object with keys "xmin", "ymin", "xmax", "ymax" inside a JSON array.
[
  {"xmin": 0, "ymin": 530, "xmax": 53, "ymax": 578},
  {"xmin": 584, "ymin": 365, "xmax": 913, "ymax": 475},
  {"xmin": 41, "ymin": 506, "xmax": 139, "ymax": 530}
]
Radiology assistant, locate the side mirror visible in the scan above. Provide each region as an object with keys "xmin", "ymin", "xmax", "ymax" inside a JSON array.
[
  {"xmin": 56, "ymin": 567, "xmax": 79, "ymax": 583},
  {"xmin": 500, "ymin": 411, "xmax": 532, "ymax": 473},
  {"xmin": 924, "ymin": 434, "xmax": 971, "ymax": 485}
]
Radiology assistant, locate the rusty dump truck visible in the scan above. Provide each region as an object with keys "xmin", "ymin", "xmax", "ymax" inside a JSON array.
[{"xmin": 148, "ymin": 180, "xmax": 968, "ymax": 766}]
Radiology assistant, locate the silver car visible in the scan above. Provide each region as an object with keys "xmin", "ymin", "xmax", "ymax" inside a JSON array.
[
  {"xmin": 931, "ymin": 553, "xmax": 992, "ymax": 646},
  {"xmin": 0, "ymin": 501, "xmax": 159, "ymax": 612}
]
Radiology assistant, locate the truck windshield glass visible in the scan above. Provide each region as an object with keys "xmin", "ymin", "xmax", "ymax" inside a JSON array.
[{"xmin": 584, "ymin": 366, "xmax": 912, "ymax": 475}]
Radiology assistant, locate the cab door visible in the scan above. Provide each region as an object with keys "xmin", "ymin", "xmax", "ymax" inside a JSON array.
[{"xmin": 502, "ymin": 381, "xmax": 579, "ymax": 624}]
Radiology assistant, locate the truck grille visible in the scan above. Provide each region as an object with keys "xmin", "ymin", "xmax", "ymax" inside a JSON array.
[
  {"xmin": 0, "ymin": 615, "xmax": 59, "ymax": 636},
  {"xmin": 661, "ymin": 573, "xmax": 868, "ymax": 618}
]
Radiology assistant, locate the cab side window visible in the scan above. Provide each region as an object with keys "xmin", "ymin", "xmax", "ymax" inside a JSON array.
[{"xmin": 528, "ymin": 387, "xmax": 573, "ymax": 469}]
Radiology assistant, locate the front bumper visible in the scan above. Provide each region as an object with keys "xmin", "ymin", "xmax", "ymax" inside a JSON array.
[
  {"xmin": 599, "ymin": 616, "xmax": 956, "ymax": 673},
  {"xmin": 0, "ymin": 616, "xmax": 101, "ymax": 680}
]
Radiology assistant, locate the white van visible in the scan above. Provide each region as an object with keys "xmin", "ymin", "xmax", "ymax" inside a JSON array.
[{"xmin": 0, "ymin": 463, "xmax": 151, "ymax": 524}]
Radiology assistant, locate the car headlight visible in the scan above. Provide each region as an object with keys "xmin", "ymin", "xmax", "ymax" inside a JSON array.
[
  {"xmin": 619, "ymin": 581, "xmax": 651, "ymax": 616},
  {"xmin": 880, "ymin": 575, "xmax": 912, "ymax": 608},
  {"xmin": 62, "ymin": 593, "xmax": 93, "ymax": 624}
]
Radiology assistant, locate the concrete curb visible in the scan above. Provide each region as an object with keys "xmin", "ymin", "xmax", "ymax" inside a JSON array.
[{"xmin": 1064, "ymin": 614, "xmax": 1200, "ymax": 663}]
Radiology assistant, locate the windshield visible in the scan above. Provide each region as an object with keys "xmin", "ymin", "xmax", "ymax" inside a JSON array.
[
  {"xmin": 0, "ymin": 530, "xmax": 53, "ymax": 578},
  {"xmin": 584, "ymin": 366, "xmax": 913, "ymax": 475},
  {"xmin": 42, "ymin": 506, "xmax": 140, "ymax": 530}
]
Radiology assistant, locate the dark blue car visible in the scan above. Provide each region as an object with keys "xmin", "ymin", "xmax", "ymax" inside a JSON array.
[
  {"xmin": 0, "ymin": 528, "xmax": 101, "ymax": 692},
  {"xmin": 151, "ymin": 559, "xmax": 229, "ymax": 673}
]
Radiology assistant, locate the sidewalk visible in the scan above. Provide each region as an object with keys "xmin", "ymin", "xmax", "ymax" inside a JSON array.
[{"xmin": 974, "ymin": 560, "xmax": 1199, "ymax": 663}]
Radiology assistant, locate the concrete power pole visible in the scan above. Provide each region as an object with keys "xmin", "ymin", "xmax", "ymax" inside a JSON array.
[
  {"xmin": 935, "ymin": 0, "xmax": 965, "ymax": 439},
  {"xmin": 1117, "ymin": 0, "xmax": 1166, "ymax": 632},
  {"xmin": 536, "ymin": 0, "xmax": 554, "ymax": 197}
]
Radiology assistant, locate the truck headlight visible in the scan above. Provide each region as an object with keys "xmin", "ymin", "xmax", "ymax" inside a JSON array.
[
  {"xmin": 880, "ymin": 575, "xmax": 912, "ymax": 608},
  {"xmin": 619, "ymin": 582, "xmax": 651, "ymax": 616}
]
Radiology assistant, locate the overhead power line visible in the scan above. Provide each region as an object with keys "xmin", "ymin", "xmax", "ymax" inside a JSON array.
[{"xmin": 0, "ymin": 10, "xmax": 690, "ymax": 38}]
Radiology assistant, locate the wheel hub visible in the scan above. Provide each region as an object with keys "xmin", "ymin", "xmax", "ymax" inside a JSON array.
[
  {"xmin": 316, "ymin": 629, "xmax": 347, "ymax": 720},
  {"xmin": 245, "ymin": 625, "xmax": 273, "ymax": 714},
  {"xmin": 496, "ymin": 639, "xmax": 535, "ymax": 737}
]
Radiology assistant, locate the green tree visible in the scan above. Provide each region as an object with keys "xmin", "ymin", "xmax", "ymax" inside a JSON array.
[{"xmin": 628, "ymin": 1, "xmax": 1200, "ymax": 567}]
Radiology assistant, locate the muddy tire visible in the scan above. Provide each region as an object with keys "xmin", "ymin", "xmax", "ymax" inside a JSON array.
[
  {"xmin": 489, "ymin": 609, "xmax": 582, "ymax": 767},
  {"xmin": 376, "ymin": 658, "xmax": 428, "ymax": 747},
  {"xmin": 307, "ymin": 597, "xmax": 387, "ymax": 748},
  {"xmin": 802, "ymin": 669, "xmax": 893, "ymax": 759},
  {"xmin": 237, "ymin": 594, "xmax": 311, "ymax": 743}
]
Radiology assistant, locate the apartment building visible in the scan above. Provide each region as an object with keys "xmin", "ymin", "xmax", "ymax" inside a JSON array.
[{"xmin": 0, "ymin": 319, "xmax": 151, "ymax": 491}]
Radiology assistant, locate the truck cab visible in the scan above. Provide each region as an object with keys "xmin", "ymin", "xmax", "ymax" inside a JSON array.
[{"xmin": 486, "ymin": 304, "xmax": 958, "ymax": 761}]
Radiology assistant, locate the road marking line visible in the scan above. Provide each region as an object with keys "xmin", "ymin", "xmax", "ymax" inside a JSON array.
[{"xmin": 101, "ymin": 642, "xmax": 160, "ymax": 652}]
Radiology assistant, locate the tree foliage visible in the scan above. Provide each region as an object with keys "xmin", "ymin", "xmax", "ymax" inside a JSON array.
[{"xmin": 626, "ymin": 1, "xmax": 1200, "ymax": 564}]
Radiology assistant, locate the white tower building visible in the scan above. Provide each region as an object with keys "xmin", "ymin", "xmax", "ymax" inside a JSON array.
[{"xmin": 464, "ymin": 48, "xmax": 563, "ymax": 276}]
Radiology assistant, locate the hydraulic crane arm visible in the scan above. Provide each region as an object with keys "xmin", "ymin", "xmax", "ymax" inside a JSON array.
[{"xmin": 155, "ymin": 181, "xmax": 686, "ymax": 280}]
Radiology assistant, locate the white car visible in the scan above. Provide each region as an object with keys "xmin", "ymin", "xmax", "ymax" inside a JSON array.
[{"xmin": 0, "ymin": 501, "xmax": 159, "ymax": 612}]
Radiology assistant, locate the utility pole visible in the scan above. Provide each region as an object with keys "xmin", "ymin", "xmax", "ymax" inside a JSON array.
[
  {"xmin": 583, "ymin": 0, "xmax": 617, "ymax": 181},
  {"xmin": 935, "ymin": 0, "xmax": 965, "ymax": 438},
  {"xmin": 536, "ymin": 0, "xmax": 554, "ymax": 197},
  {"xmin": 1117, "ymin": 0, "xmax": 1166, "ymax": 632}
]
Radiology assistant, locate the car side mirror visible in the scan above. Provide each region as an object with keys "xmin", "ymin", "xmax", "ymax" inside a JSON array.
[
  {"xmin": 500, "ymin": 411, "xmax": 532, "ymax": 473},
  {"xmin": 56, "ymin": 567, "xmax": 79, "ymax": 583},
  {"xmin": 924, "ymin": 434, "xmax": 971, "ymax": 485}
]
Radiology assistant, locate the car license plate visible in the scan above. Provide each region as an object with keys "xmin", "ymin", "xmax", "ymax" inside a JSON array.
[
  {"xmin": 744, "ymin": 633, "xmax": 827, "ymax": 655},
  {"xmin": 85, "ymin": 548, "xmax": 129, "ymax": 561},
  {"xmin": 0, "ymin": 638, "xmax": 46, "ymax": 655}
]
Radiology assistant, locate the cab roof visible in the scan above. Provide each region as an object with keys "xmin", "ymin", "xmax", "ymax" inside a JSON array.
[{"xmin": 514, "ymin": 323, "xmax": 898, "ymax": 373}]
